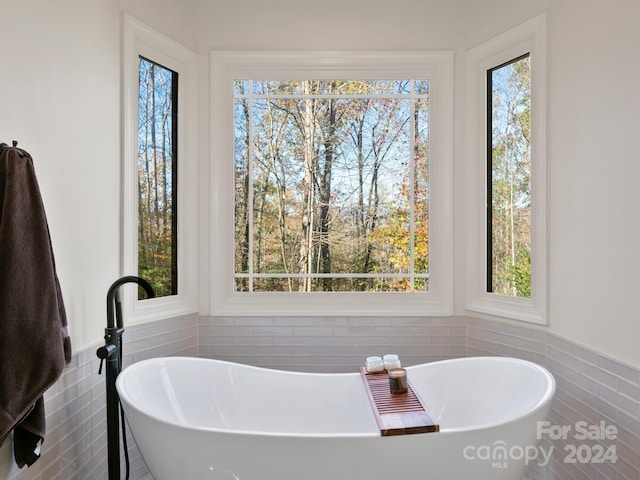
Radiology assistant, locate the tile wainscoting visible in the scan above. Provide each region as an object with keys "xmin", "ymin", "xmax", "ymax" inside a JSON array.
[
  {"xmin": 198, "ymin": 316, "xmax": 468, "ymax": 372},
  {"xmin": 0, "ymin": 316, "xmax": 198, "ymax": 480},
  {"xmin": 467, "ymin": 318, "xmax": 640, "ymax": 479},
  {"xmin": 1, "ymin": 315, "xmax": 638, "ymax": 479}
]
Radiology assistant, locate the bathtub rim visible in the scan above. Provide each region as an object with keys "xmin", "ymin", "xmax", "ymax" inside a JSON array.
[{"xmin": 116, "ymin": 355, "xmax": 555, "ymax": 438}]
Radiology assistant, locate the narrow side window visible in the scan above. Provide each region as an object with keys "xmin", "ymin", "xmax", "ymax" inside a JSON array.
[
  {"xmin": 486, "ymin": 54, "xmax": 531, "ymax": 298},
  {"xmin": 137, "ymin": 57, "xmax": 178, "ymax": 298},
  {"xmin": 465, "ymin": 13, "xmax": 547, "ymax": 324},
  {"xmin": 122, "ymin": 14, "xmax": 198, "ymax": 322}
]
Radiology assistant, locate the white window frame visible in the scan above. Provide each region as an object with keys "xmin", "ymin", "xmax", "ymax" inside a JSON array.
[
  {"xmin": 465, "ymin": 14, "xmax": 548, "ymax": 325},
  {"xmin": 122, "ymin": 14, "xmax": 198, "ymax": 323},
  {"xmin": 210, "ymin": 51, "xmax": 454, "ymax": 316}
]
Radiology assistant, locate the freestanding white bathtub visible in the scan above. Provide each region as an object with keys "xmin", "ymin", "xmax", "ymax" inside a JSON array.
[{"xmin": 116, "ymin": 356, "xmax": 555, "ymax": 480}]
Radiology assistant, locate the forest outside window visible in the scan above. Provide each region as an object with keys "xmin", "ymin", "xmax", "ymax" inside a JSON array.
[
  {"xmin": 466, "ymin": 14, "xmax": 547, "ymax": 324},
  {"xmin": 487, "ymin": 54, "xmax": 531, "ymax": 298},
  {"xmin": 234, "ymin": 80, "xmax": 430, "ymax": 293},
  {"xmin": 122, "ymin": 14, "xmax": 198, "ymax": 323},
  {"xmin": 138, "ymin": 57, "xmax": 178, "ymax": 298},
  {"xmin": 211, "ymin": 51, "xmax": 453, "ymax": 316}
]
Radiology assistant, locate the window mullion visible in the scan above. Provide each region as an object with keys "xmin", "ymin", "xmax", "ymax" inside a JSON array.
[{"xmin": 409, "ymin": 80, "xmax": 416, "ymax": 292}]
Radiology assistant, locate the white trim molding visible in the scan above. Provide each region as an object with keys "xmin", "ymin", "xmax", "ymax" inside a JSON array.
[
  {"xmin": 210, "ymin": 51, "xmax": 454, "ymax": 316},
  {"xmin": 121, "ymin": 14, "xmax": 199, "ymax": 324},
  {"xmin": 465, "ymin": 13, "xmax": 548, "ymax": 325}
]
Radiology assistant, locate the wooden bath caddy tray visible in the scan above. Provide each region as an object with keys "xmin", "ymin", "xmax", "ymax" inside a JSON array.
[{"xmin": 359, "ymin": 367, "xmax": 439, "ymax": 436}]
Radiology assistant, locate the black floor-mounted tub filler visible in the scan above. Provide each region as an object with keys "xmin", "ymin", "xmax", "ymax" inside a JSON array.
[{"xmin": 97, "ymin": 276, "xmax": 155, "ymax": 480}]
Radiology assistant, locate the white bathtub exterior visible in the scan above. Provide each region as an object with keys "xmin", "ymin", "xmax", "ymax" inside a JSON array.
[{"xmin": 116, "ymin": 356, "xmax": 555, "ymax": 480}]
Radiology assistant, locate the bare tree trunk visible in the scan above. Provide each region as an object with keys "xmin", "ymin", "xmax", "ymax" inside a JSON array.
[
  {"xmin": 318, "ymin": 88, "xmax": 336, "ymax": 290},
  {"xmin": 160, "ymin": 86, "xmax": 170, "ymax": 256},
  {"xmin": 145, "ymin": 65, "xmax": 155, "ymax": 268},
  {"xmin": 356, "ymin": 120, "xmax": 365, "ymax": 239},
  {"xmin": 362, "ymin": 141, "xmax": 382, "ymax": 281},
  {"xmin": 239, "ymin": 97, "xmax": 251, "ymax": 278},
  {"xmin": 150, "ymin": 64, "xmax": 160, "ymax": 259},
  {"xmin": 265, "ymin": 99, "xmax": 293, "ymax": 290},
  {"xmin": 299, "ymin": 81, "xmax": 316, "ymax": 291},
  {"xmin": 350, "ymin": 108, "xmax": 369, "ymax": 290}
]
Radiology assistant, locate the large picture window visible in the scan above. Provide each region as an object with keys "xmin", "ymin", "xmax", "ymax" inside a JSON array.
[
  {"xmin": 234, "ymin": 80, "xmax": 430, "ymax": 293},
  {"xmin": 211, "ymin": 52, "xmax": 453, "ymax": 316}
]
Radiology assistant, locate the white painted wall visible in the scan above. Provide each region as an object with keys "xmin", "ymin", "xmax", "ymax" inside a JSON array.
[
  {"xmin": 3, "ymin": 0, "xmax": 640, "ymax": 370},
  {"xmin": 201, "ymin": 0, "xmax": 640, "ymax": 370},
  {"xmin": 456, "ymin": 0, "xmax": 640, "ymax": 368},
  {"xmin": 120, "ymin": 0, "xmax": 198, "ymax": 52},
  {"xmin": 546, "ymin": 0, "xmax": 640, "ymax": 367},
  {"xmin": 0, "ymin": 0, "xmax": 195, "ymax": 352},
  {"xmin": 1, "ymin": 0, "xmax": 121, "ymax": 351}
]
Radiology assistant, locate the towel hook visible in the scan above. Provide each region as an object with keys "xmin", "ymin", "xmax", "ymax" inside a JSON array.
[{"xmin": 0, "ymin": 141, "xmax": 19, "ymax": 155}]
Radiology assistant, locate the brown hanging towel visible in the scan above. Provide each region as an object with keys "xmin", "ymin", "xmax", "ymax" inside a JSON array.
[{"xmin": 0, "ymin": 146, "xmax": 71, "ymax": 467}]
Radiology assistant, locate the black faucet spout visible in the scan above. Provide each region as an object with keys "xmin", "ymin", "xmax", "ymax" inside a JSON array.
[{"xmin": 106, "ymin": 275, "xmax": 155, "ymax": 330}]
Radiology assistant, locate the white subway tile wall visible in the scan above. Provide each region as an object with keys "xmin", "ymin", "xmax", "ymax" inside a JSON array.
[
  {"xmin": 1, "ymin": 315, "xmax": 638, "ymax": 479},
  {"xmin": 0, "ymin": 316, "xmax": 197, "ymax": 480},
  {"xmin": 198, "ymin": 316, "xmax": 468, "ymax": 372},
  {"xmin": 468, "ymin": 318, "xmax": 640, "ymax": 480}
]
